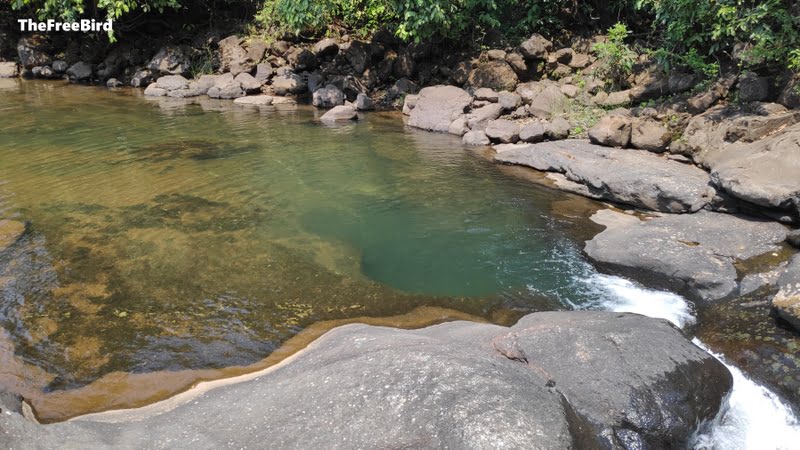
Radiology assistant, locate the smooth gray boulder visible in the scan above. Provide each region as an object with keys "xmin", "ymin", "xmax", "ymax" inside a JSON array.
[
  {"xmin": 462, "ymin": 130, "xmax": 490, "ymax": 146},
  {"xmin": 485, "ymin": 119, "xmax": 520, "ymax": 143},
  {"xmin": 235, "ymin": 72, "xmax": 262, "ymax": 94},
  {"xmin": 527, "ymin": 84, "xmax": 567, "ymax": 119},
  {"xmin": 544, "ymin": 117, "xmax": 571, "ymax": 140},
  {"xmin": 466, "ymin": 103, "xmax": 504, "ymax": 131},
  {"xmin": 66, "ymin": 61, "xmax": 92, "ymax": 82},
  {"xmin": 519, "ymin": 121, "xmax": 545, "ymax": 143},
  {"xmin": 473, "ymin": 87, "xmax": 499, "ymax": 102},
  {"xmin": 772, "ymin": 254, "xmax": 800, "ymax": 331},
  {"xmin": 321, "ymin": 105, "xmax": 357, "ymax": 122},
  {"xmin": 494, "ymin": 140, "xmax": 716, "ymax": 213},
  {"xmin": 272, "ymin": 72, "xmax": 306, "ymax": 95},
  {"xmin": 708, "ymin": 122, "xmax": 800, "ymax": 220},
  {"xmin": 312, "ymin": 84, "xmax": 345, "ymax": 108},
  {"xmin": 143, "ymin": 83, "xmax": 166, "ymax": 97},
  {"xmin": 630, "ymin": 119, "xmax": 671, "ymax": 152},
  {"xmin": 589, "ymin": 115, "xmax": 632, "ymax": 147},
  {"xmin": 402, "ymin": 94, "xmax": 419, "ymax": 115},
  {"xmin": 354, "ymin": 93, "xmax": 374, "ymax": 111},
  {"xmin": 408, "ymin": 85, "xmax": 471, "ymax": 133},
  {"xmin": 584, "ymin": 209, "xmax": 789, "ymax": 302},
  {"xmin": 155, "ymin": 74, "xmax": 189, "ymax": 91},
  {"xmin": 0, "ymin": 311, "xmax": 731, "ymax": 449}
]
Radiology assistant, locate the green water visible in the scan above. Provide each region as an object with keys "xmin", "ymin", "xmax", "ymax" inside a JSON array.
[{"xmin": 0, "ymin": 80, "xmax": 599, "ymax": 389}]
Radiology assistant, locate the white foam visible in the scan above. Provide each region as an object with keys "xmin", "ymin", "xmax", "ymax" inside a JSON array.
[{"xmin": 691, "ymin": 340, "xmax": 800, "ymax": 450}]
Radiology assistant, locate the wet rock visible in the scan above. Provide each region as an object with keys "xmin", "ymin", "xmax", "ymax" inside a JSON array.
[
  {"xmin": 0, "ymin": 61, "xmax": 18, "ymax": 78},
  {"xmin": 66, "ymin": 62, "xmax": 92, "ymax": 82},
  {"xmin": 155, "ymin": 75, "xmax": 189, "ymax": 91},
  {"xmin": 485, "ymin": 119, "xmax": 520, "ymax": 143},
  {"xmin": 147, "ymin": 46, "xmax": 190, "ymax": 76},
  {"xmin": 544, "ymin": 117, "xmax": 570, "ymax": 140},
  {"xmin": 631, "ymin": 119, "xmax": 671, "ymax": 152},
  {"xmin": 519, "ymin": 33, "xmax": 552, "ymax": 59},
  {"xmin": 407, "ymin": 85, "xmax": 472, "ymax": 133},
  {"xmin": 272, "ymin": 72, "xmax": 306, "ymax": 96},
  {"xmin": 466, "ymin": 103, "xmax": 504, "ymax": 131},
  {"xmin": 584, "ymin": 209, "xmax": 788, "ymax": 302},
  {"xmin": 312, "ymin": 85, "xmax": 345, "ymax": 108},
  {"xmin": 218, "ymin": 36, "xmax": 251, "ymax": 76},
  {"xmin": 143, "ymin": 83, "xmax": 166, "ymax": 97},
  {"xmin": 494, "ymin": 140, "xmax": 716, "ymax": 213},
  {"xmin": 527, "ymin": 84, "xmax": 567, "ymax": 119},
  {"xmin": 589, "ymin": 115, "xmax": 632, "ymax": 147},
  {"xmin": 708, "ymin": 122, "xmax": 800, "ymax": 220},
  {"xmin": 321, "ymin": 105, "xmax": 358, "ymax": 122},
  {"xmin": 467, "ymin": 60, "xmax": 518, "ymax": 92},
  {"xmin": 739, "ymin": 71, "xmax": 771, "ymax": 103},
  {"xmin": 519, "ymin": 121, "xmax": 545, "ymax": 143},
  {"xmin": 462, "ymin": 130, "xmax": 490, "ymax": 146},
  {"xmin": 313, "ymin": 38, "xmax": 339, "ymax": 58},
  {"xmin": 773, "ymin": 254, "xmax": 800, "ymax": 331},
  {"xmin": 130, "ymin": 69, "xmax": 153, "ymax": 88},
  {"xmin": 34, "ymin": 65, "xmax": 58, "ymax": 79},
  {"xmin": 474, "ymin": 88, "xmax": 499, "ymax": 102},
  {"xmin": 106, "ymin": 78, "xmax": 123, "ymax": 88},
  {"xmin": 0, "ymin": 220, "xmax": 25, "ymax": 251}
]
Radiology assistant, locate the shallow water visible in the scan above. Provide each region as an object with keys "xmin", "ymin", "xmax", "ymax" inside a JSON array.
[{"xmin": 0, "ymin": 80, "xmax": 600, "ymax": 394}]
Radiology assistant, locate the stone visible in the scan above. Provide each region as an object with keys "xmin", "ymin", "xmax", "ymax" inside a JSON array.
[
  {"xmin": 106, "ymin": 78, "xmax": 123, "ymax": 88},
  {"xmin": 462, "ymin": 130, "xmax": 491, "ymax": 146},
  {"xmin": 451, "ymin": 61, "xmax": 472, "ymax": 85},
  {"xmin": 393, "ymin": 51, "xmax": 415, "ymax": 79},
  {"xmin": 527, "ymin": 84, "xmax": 567, "ymax": 119},
  {"xmin": 519, "ymin": 33, "xmax": 552, "ymax": 59},
  {"xmin": 474, "ymin": 88, "xmax": 499, "ymax": 102},
  {"xmin": 235, "ymin": 73, "xmax": 262, "ymax": 94},
  {"xmin": 389, "ymin": 78, "xmax": 418, "ymax": 98},
  {"xmin": 568, "ymin": 53, "xmax": 591, "ymax": 69},
  {"xmin": 246, "ymin": 39, "xmax": 268, "ymax": 64},
  {"xmin": 313, "ymin": 38, "xmax": 339, "ymax": 58},
  {"xmin": 355, "ymin": 93, "xmax": 374, "ymax": 111},
  {"xmin": 486, "ymin": 49, "xmax": 506, "ymax": 61},
  {"xmin": 687, "ymin": 75, "xmax": 737, "ymax": 115},
  {"xmin": 584, "ymin": 209, "xmax": 788, "ymax": 302},
  {"xmin": 344, "ymin": 41, "xmax": 371, "ymax": 73},
  {"xmin": 407, "ymin": 86, "xmax": 472, "ymax": 133},
  {"xmin": 519, "ymin": 121, "xmax": 545, "ymax": 143},
  {"xmin": 708, "ymin": 122, "xmax": 800, "ymax": 219},
  {"xmin": 497, "ymin": 91, "xmax": 521, "ymax": 111},
  {"xmin": 16, "ymin": 36, "xmax": 50, "ymax": 69},
  {"xmin": 544, "ymin": 117, "xmax": 570, "ymax": 140},
  {"xmin": 155, "ymin": 75, "xmax": 189, "ymax": 91},
  {"xmin": 485, "ymin": 119, "xmax": 520, "ymax": 143},
  {"xmin": 599, "ymin": 90, "xmax": 632, "ymax": 107},
  {"xmin": 218, "ymin": 36, "xmax": 251, "ymax": 76},
  {"xmin": 270, "ymin": 40, "xmax": 291, "ymax": 57},
  {"xmin": 788, "ymin": 230, "xmax": 800, "ymax": 248},
  {"xmin": 778, "ymin": 74, "xmax": 800, "ymax": 109},
  {"xmin": 551, "ymin": 48, "xmax": 573, "ymax": 64},
  {"xmin": 466, "ymin": 103, "xmax": 504, "ymax": 131},
  {"xmin": 321, "ymin": 105, "xmax": 358, "ymax": 122},
  {"xmin": 739, "ymin": 71, "xmax": 771, "ymax": 103},
  {"xmin": 0, "ymin": 61, "xmax": 18, "ymax": 78},
  {"xmin": 494, "ymin": 140, "xmax": 716, "ymax": 213},
  {"xmin": 233, "ymin": 95, "xmax": 274, "ymax": 106},
  {"xmin": 66, "ymin": 61, "xmax": 92, "ymax": 82},
  {"xmin": 305, "ymin": 71, "xmax": 325, "ymax": 94},
  {"xmin": 0, "ymin": 220, "xmax": 25, "ymax": 250},
  {"xmin": 286, "ymin": 48, "xmax": 317, "ymax": 71},
  {"xmin": 0, "ymin": 312, "xmax": 731, "ymax": 449},
  {"xmin": 773, "ymin": 255, "xmax": 800, "ymax": 331},
  {"xmin": 35, "ymin": 66, "xmax": 57, "ymax": 79},
  {"xmin": 504, "ymin": 52, "xmax": 528, "ymax": 77},
  {"xmin": 147, "ymin": 46, "xmax": 189, "ymax": 76},
  {"xmin": 130, "ymin": 69, "xmax": 153, "ymax": 88},
  {"xmin": 630, "ymin": 119, "xmax": 671, "ymax": 152},
  {"xmin": 312, "ymin": 85, "xmax": 345, "ymax": 108},
  {"xmin": 560, "ymin": 84, "xmax": 579, "ymax": 98},
  {"xmin": 589, "ymin": 115, "xmax": 632, "ymax": 147},
  {"xmin": 467, "ymin": 60, "xmax": 518, "ymax": 91},
  {"xmin": 143, "ymin": 83, "xmax": 167, "ymax": 97},
  {"xmin": 402, "ymin": 94, "xmax": 419, "ymax": 115},
  {"xmin": 51, "ymin": 60, "xmax": 68, "ymax": 73},
  {"xmin": 253, "ymin": 63, "xmax": 273, "ymax": 84},
  {"xmin": 272, "ymin": 73, "xmax": 306, "ymax": 96}
]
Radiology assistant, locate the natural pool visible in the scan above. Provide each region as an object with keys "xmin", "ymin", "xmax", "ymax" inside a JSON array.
[{"xmin": 1, "ymin": 80, "xmax": 799, "ymax": 443}]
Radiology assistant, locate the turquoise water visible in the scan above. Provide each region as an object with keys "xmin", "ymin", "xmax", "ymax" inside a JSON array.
[{"xmin": 0, "ymin": 79, "xmax": 599, "ymax": 389}]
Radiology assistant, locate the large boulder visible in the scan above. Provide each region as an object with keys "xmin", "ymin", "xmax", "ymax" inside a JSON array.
[
  {"xmin": 519, "ymin": 33, "xmax": 552, "ymax": 59},
  {"xmin": 147, "ymin": 46, "xmax": 190, "ymax": 76},
  {"xmin": 0, "ymin": 312, "xmax": 731, "ymax": 449},
  {"xmin": 313, "ymin": 38, "xmax": 339, "ymax": 58},
  {"xmin": 130, "ymin": 69, "xmax": 153, "ymax": 88},
  {"xmin": 466, "ymin": 103, "xmax": 504, "ymax": 131},
  {"xmin": 493, "ymin": 140, "xmax": 716, "ymax": 213},
  {"xmin": 320, "ymin": 105, "xmax": 358, "ymax": 122},
  {"xmin": 467, "ymin": 60, "xmax": 519, "ymax": 91},
  {"xmin": 738, "ymin": 71, "xmax": 771, "ymax": 103},
  {"xmin": 772, "ymin": 254, "xmax": 800, "ymax": 331},
  {"xmin": 407, "ymin": 85, "xmax": 472, "ymax": 133},
  {"xmin": 778, "ymin": 74, "xmax": 800, "ymax": 109},
  {"xmin": 312, "ymin": 85, "xmax": 345, "ymax": 108},
  {"xmin": 630, "ymin": 119, "xmax": 671, "ymax": 152},
  {"xmin": 708, "ymin": 122, "xmax": 800, "ymax": 220},
  {"xmin": 286, "ymin": 48, "xmax": 317, "ymax": 71},
  {"xmin": 584, "ymin": 209, "xmax": 788, "ymax": 302},
  {"xmin": 484, "ymin": 119, "xmax": 520, "ymax": 143},
  {"xmin": 0, "ymin": 61, "xmax": 18, "ymax": 78},
  {"xmin": 527, "ymin": 84, "xmax": 567, "ymax": 119},
  {"xmin": 272, "ymin": 72, "xmax": 306, "ymax": 96},
  {"xmin": 66, "ymin": 61, "xmax": 92, "ymax": 82},
  {"xmin": 16, "ymin": 36, "xmax": 50, "ymax": 69},
  {"xmin": 588, "ymin": 115, "xmax": 632, "ymax": 147},
  {"xmin": 218, "ymin": 36, "xmax": 252, "ymax": 76},
  {"xmin": 344, "ymin": 41, "xmax": 371, "ymax": 73}
]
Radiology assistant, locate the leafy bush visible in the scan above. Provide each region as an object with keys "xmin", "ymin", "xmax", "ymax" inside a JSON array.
[{"xmin": 592, "ymin": 23, "xmax": 637, "ymax": 89}]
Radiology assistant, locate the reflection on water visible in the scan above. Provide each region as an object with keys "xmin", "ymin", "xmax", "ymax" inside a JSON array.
[{"xmin": 0, "ymin": 81, "xmax": 602, "ymax": 415}]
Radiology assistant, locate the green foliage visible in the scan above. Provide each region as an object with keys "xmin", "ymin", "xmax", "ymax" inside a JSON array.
[
  {"xmin": 592, "ymin": 23, "xmax": 637, "ymax": 89},
  {"xmin": 789, "ymin": 49, "xmax": 800, "ymax": 71},
  {"xmin": 637, "ymin": 0, "xmax": 800, "ymax": 70}
]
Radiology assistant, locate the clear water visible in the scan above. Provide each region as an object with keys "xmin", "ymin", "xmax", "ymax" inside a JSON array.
[{"xmin": 0, "ymin": 79, "xmax": 598, "ymax": 391}]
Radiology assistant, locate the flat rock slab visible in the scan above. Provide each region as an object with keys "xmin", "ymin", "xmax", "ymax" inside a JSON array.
[
  {"xmin": 1, "ymin": 312, "xmax": 730, "ymax": 449},
  {"xmin": 709, "ymin": 122, "xmax": 800, "ymax": 220},
  {"xmin": 585, "ymin": 209, "xmax": 789, "ymax": 302},
  {"xmin": 494, "ymin": 140, "xmax": 715, "ymax": 213}
]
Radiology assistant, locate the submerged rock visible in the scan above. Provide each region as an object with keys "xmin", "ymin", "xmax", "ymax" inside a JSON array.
[
  {"xmin": 584, "ymin": 209, "xmax": 789, "ymax": 302},
  {"xmin": 320, "ymin": 105, "xmax": 357, "ymax": 122},
  {"xmin": 0, "ymin": 220, "xmax": 25, "ymax": 251},
  {"xmin": 772, "ymin": 254, "xmax": 800, "ymax": 331},
  {"xmin": 494, "ymin": 140, "xmax": 715, "ymax": 213},
  {"xmin": 0, "ymin": 311, "xmax": 730, "ymax": 449}
]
